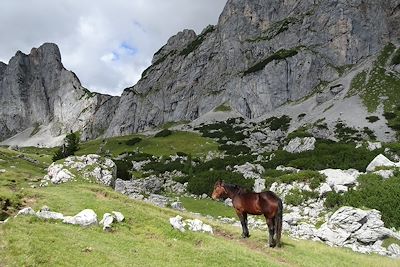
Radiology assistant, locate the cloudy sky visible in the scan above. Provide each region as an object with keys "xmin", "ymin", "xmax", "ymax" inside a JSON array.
[{"xmin": 0, "ymin": 0, "xmax": 227, "ymax": 95}]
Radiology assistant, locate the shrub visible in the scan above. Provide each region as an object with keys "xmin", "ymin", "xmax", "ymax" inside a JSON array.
[
  {"xmin": 115, "ymin": 160, "xmax": 132, "ymax": 181},
  {"xmin": 196, "ymin": 122, "xmax": 246, "ymax": 143},
  {"xmin": 286, "ymin": 128, "xmax": 312, "ymax": 140},
  {"xmin": 285, "ymin": 189, "xmax": 319, "ymax": 206},
  {"xmin": 391, "ymin": 48, "xmax": 400, "ymax": 65},
  {"xmin": 187, "ymin": 170, "xmax": 252, "ymax": 196},
  {"xmin": 244, "ymin": 48, "xmax": 300, "ymax": 75},
  {"xmin": 338, "ymin": 174, "xmax": 400, "ymax": 228},
  {"xmin": 142, "ymin": 160, "xmax": 186, "ymax": 174},
  {"xmin": 218, "ymin": 144, "xmax": 251, "ymax": 155},
  {"xmin": 155, "ymin": 129, "xmax": 172, "ymax": 138},
  {"xmin": 262, "ymin": 116, "xmax": 292, "ymax": 131},
  {"xmin": 261, "ymin": 140, "xmax": 381, "ymax": 172},
  {"xmin": 383, "ymin": 112, "xmax": 397, "ymax": 120},
  {"xmin": 366, "ymin": 116, "xmax": 380, "ymax": 123},
  {"xmin": 126, "ymin": 137, "xmax": 142, "ymax": 146},
  {"xmin": 324, "ymin": 191, "xmax": 343, "ymax": 208}
]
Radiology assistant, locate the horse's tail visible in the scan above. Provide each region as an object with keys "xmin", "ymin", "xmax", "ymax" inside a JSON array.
[{"xmin": 274, "ymin": 197, "xmax": 283, "ymax": 247}]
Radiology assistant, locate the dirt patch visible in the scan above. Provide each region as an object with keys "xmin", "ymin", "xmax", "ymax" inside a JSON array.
[
  {"xmin": 23, "ymin": 196, "xmax": 38, "ymax": 207},
  {"xmin": 214, "ymin": 229, "xmax": 291, "ymax": 266},
  {"xmin": 95, "ymin": 191, "xmax": 109, "ymax": 200}
]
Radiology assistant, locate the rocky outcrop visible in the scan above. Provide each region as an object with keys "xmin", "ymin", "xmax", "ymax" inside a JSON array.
[
  {"xmin": 0, "ymin": 43, "xmax": 119, "ymax": 143},
  {"xmin": 169, "ymin": 215, "xmax": 213, "ymax": 234},
  {"xmin": 366, "ymin": 154, "xmax": 400, "ymax": 172},
  {"xmin": 44, "ymin": 154, "xmax": 117, "ymax": 186},
  {"xmin": 284, "ymin": 137, "xmax": 316, "ymax": 154}
]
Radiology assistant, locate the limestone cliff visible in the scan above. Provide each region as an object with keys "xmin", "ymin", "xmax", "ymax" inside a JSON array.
[{"xmin": 0, "ymin": 43, "xmax": 119, "ymax": 142}]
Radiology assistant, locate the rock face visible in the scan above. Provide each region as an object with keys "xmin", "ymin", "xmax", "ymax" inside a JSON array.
[
  {"xmin": 0, "ymin": 43, "xmax": 120, "ymax": 143},
  {"xmin": 104, "ymin": 0, "xmax": 400, "ymax": 137},
  {"xmin": 1, "ymin": 0, "xmax": 400, "ymax": 143}
]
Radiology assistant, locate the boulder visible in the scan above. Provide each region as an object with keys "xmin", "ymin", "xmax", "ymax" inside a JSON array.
[
  {"xmin": 146, "ymin": 194, "xmax": 170, "ymax": 208},
  {"xmin": 319, "ymin": 169, "xmax": 359, "ymax": 189},
  {"xmin": 366, "ymin": 154, "xmax": 398, "ymax": 172},
  {"xmin": 186, "ymin": 219, "xmax": 213, "ymax": 234},
  {"xmin": 63, "ymin": 209, "xmax": 98, "ymax": 226},
  {"xmin": 318, "ymin": 183, "xmax": 332, "ymax": 197},
  {"xmin": 171, "ymin": 202, "xmax": 185, "ymax": 211},
  {"xmin": 276, "ymin": 166, "xmax": 300, "ymax": 173},
  {"xmin": 16, "ymin": 207, "xmax": 35, "ymax": 216},
  {"xmin": 388, "ymin": 244, "xmax": 400, "ymax": 257},
  {"xmin": 99, "ymin": 213, "xmax": 114, "ymax": 231},
  {"xmin": 169, "ymin": 215, "xmax": 186, "ymax": 232},
  {"xmin": 253, "ymin": 178, "xmax": 266, "ymax": 193},
  {"xmin": 112, "ymin": 211, "xmax": 125, "ymax": 222},
  {"xmin": 367, "ymin": 142, "xmax": 382, "ymax": 151},
  {"xmin": 283, "ymin": 137, "xmax": 316, "ymax": 154},
  {"xmin": 47, "ymin": 163, "xmax": 75, "ymax": 184},
  {"xmin": 36, "ymin": 210, "xmax": 64, "ymax": 220}
]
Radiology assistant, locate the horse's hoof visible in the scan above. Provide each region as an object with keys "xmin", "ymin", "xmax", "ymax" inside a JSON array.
[{"xmin": 269, "ymin": 243, "xmax": 276, "ymax": 248}]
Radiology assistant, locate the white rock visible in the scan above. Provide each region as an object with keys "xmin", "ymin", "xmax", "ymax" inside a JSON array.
[
  {"xmin": 0, "ymin": 169, "xmax": 6, "ymax": 173},
  {"xmin": 333, "ymin": 184, "xmax": 348, "ymax": 193},
  {"xmin": 99, "ymin": 213, "xmax": 114, "ymax": 231},
  {"xmin": 171, "ymin": 202, "xmax": 185, "ymax": 211},
  {"xmin": 224, "ymin": 198, "xmax": 233, "ymax": 207},
  {"xmin": 63, "ymin": 209, "xmax": 98, "ymax": 226},
  {"xmin": 276, "ymin": 166, "xmax": 300, "ymax": 173},
  {"xmin": 388, "ymin": 244, "xmax": 400, "ymax": 256},
  {"xmin": 366, "ymin": 154, "xmax": 398, "ymax": 172},
  {"xmin": 112, "ymin": 211, "xmax": 125, "ymax": 222},
  {"xmin": 317, "ymin": 223, "xmax": 351, "ymax": 246},
  {"xmin": 16, "ymin": 207, "xmax": 35, "ymax": 216},
  {"xmin": 253, "ymin": 178, "xmax": 266, "ymax": 193},
  {"xmin": 283, "ymin": 212, "xmax": 302, "ymax": 226},
  {"xmin": 328, "ymin": 206, "xmax": 367, "ymax": 232},
  {"xmin": 36, "ymin": 211, "xmax": 64, "ymax": 220},
  {"xmin": 373, "ymin": 170, "xmax": 394, "ymax": 179},
  {"xmin": 320, "ymin": 169, "xmax": 359, "ymax": 187},
  {"xmin": 169, "ymin": 215, "xmax": 186, "ymax": 232},
  {"xmin": 367, "ymin": 142, "xmax": 382, "ymax": 151},
  {"xmin": 318, "ymin": 183, "xmax": 332, "ymax": 196},
  {"xmin": 186, "ymin": 219, "xmax": 213, "ymax": 234},
  {"xmin": 283, "ymin": 137, "xmax": 316, "ymax": 153}
]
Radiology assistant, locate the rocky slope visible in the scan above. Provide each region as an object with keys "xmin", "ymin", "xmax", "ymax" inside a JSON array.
[
  {"xmin": 0, "ymin": 43, "xmax": 120, "ymax": 144},
  {"xmin": 1, "ymin": 0, "xmax": 400, "ymax": 145}
]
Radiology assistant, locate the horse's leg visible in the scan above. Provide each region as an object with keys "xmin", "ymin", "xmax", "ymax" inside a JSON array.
[
  {"xmin": 243, "ymin": 213, "xmax": 250, "ymax": 238},
  {"xmin": 266, "ymin": 216, "xmax": 276, "ymax": 247},
  {"xmin": 236, "ymin": 210, "xmax": 249, "ymax": 238}
]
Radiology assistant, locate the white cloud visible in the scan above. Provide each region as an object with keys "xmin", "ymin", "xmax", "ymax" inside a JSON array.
[{"xmin": 0, "ymin": 0, "xmax": 227, "ymax": 95}]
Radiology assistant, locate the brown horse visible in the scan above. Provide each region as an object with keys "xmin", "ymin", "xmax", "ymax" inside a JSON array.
[{"xmin": 211, "ymin": 180, "xmax": 283, "ymax": 247}]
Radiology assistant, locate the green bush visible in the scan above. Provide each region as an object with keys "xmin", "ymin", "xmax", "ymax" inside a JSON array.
[
  {"xmin": 218, "ymin": 144, "xmax": 251, "ymax": 155},
  {"xmin": 155, "ymin": 129, "xmax": 172, "ymax": 138},
  {"xmin": 366, "ymin": 116, "xmax": 380, "ymax": 123},
  {"xmin": 262, "ymin": 140, "xmax": 381, "ymax": 172},
  {"xmin": 383, "ymin": 112, "xmax": 397, "ymax": 120},
  {"xmin": 126, "ymin": 137, "xmax": 142, "ymax": 146},
  {"xmin": 261, "ymin": 116, "xmax": 292, "ymax": 131},
  {"xmin": 285, "ymin": 189, "xmax": 319, "ymax": 206},
  {"xmin": 187, "ymin": 170, "xmax": 252, "ymax": 196},
  {"xmin": 196, "ymin": 122, "xmax": 246, "ymax": 143},
  {"xmin": 338, "ymin": 174, "xmax": 400, "ymax": 228},
  {"xmin": 115, "ymin": 160, "xmax": 132, "ymax": 181},
  {"xmin": 287, "ymin": 128, "xmax": 312, "ymax": 140},
  {"xmin": 142, "ymin": 160, "xmax": 186, "ymax": 174},
  {"xmin": 244, "ymin": 48, "xmax": 299, "ymax": 75},
  {"xmin": 324, "ymin": 191, "xmax": 343, "ymax": 208},
  {"xmin": 391, "ymin": 48, "xmax": 400, "ymax": 65}
]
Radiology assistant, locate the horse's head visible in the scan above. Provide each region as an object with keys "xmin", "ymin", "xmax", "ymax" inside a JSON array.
[{"xmin": 212, "ymin": 180, "xmax": 228, "ymax": 200}]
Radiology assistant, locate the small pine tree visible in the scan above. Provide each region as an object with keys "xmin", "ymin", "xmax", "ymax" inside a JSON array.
[{"xmin": 52, "ymin": 132, "xmax": 80, "ymax": 162}]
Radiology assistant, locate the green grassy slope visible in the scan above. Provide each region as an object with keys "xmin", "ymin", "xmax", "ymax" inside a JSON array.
[{"xmin": 1, "ymin": 181, "xmax": 398, "ymax": 267}]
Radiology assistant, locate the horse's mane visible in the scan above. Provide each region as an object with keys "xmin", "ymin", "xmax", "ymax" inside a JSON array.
[{"xmin": 223, "ymin": 183, "xmax": 249, "ymax": 194}]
